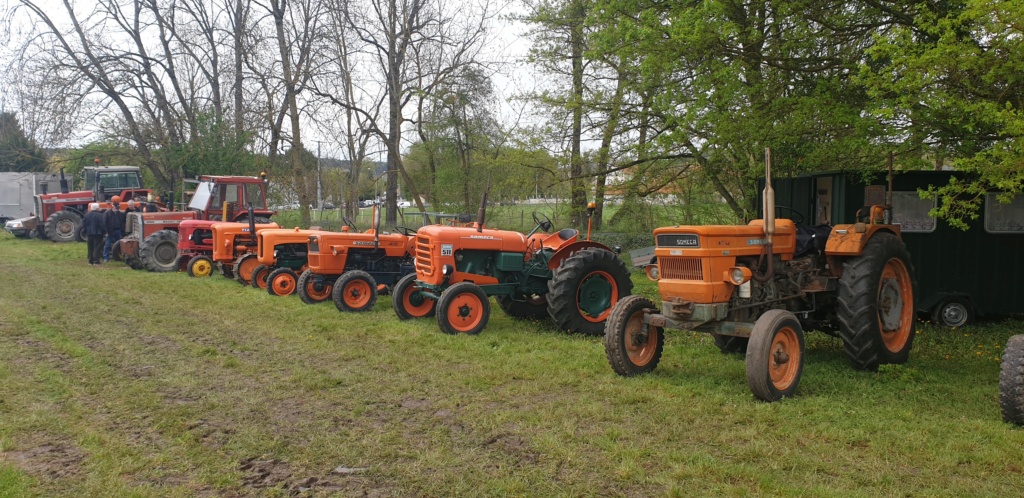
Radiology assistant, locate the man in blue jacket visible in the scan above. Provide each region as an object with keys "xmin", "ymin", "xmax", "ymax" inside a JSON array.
[
  {"xmin": 103, "ymin": 195, "xmax": 124, "ymax": 262},
  {"xmin": 83, "ymin": 203, "xmax": 106, "ymax": 265}
]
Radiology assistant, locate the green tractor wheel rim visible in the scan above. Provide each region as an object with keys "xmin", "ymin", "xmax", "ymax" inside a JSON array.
[{"xmin": 577, "ymin": 270, "xmax": 617, "ymax": 323}]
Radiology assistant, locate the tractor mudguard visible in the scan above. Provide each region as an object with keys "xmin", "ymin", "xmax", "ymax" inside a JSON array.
[
  {"xmin": 547, "ymin": 240, "xmax": 616, "ymax": 271},
  {"xmin": 824, "ymin": 224, "xmax": 900, "ymax": 256}
]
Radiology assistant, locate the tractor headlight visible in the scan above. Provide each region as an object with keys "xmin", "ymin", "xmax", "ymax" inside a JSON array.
[
  {"xmin": 726, "ymin": 267, "xmax": 752, "ymax": 285},
  {"xmin": 442, "ymin": 264, "xmax": 454, "ymax": 276},
  {"xmin": 273, "ymin": 249, "xmax": 279, "ymax": 259},
  {"xmin": 645, "ymin": 264, "xmax": 660, "ymax": 281}
]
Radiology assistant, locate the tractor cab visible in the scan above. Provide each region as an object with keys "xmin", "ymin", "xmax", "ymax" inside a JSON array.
[
  {"xmin": 84, "ymin": 166, "xmax": 147, "ymax": 203},
  {"xmin": 185, "ymin": 176, "xmax": 273, "ymax": 222}
]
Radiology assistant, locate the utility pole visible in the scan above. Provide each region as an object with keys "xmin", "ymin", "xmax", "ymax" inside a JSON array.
[{"xmin": 316, "ymin": 141, "xmax": 323, "ymax": 211}]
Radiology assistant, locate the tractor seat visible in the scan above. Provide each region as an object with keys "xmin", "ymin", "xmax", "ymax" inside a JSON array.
[{"xmin": 541, "ymin": 228, "xmax": 579, "ymax": 250}]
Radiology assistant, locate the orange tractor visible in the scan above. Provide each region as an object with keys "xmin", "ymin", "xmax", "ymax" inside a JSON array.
[
  {"xmin": 178, "ymin": 218, "xmax": 280, "ymax": 278},
  {"xmin": 249, "ymin": 227, "xmax": 326, "ymax": 296},
  {"xmin": 392, "ymin": 197, "xmax": 633, "ymax": 335},
  {"xmin": 301, "ymin": 214, "xmax": 418, "ymax": 311},
  {"xmin": 603, "ymin": 150, "xmax": 916, "ymax": 402}
]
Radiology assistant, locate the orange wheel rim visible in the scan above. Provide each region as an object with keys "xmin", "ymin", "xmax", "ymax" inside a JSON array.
[
  {"xmin": 403, "ymin": 283, "xmax": 434, "ymax": 317},
  {"xmin": 272, "ymin": 273, "xmax": 296, "ymax": 294},
  {"xmin": 624, "ymin": 310, "xmax": 657, "ymax": 366},
  {"xmin": 238, "ymin": 258, "xmax": 257, "ymax": 282},
  {"xmin": 192, "ymin": 260, "xmax": 211, "ymax": 276},
  {"xmin": 446, "ymin": 292, "xmax": 484, "ymax": 333},
  {"xmin": 577, "ymin": 270, "xmax": 618, "ymax": 323},
  {"xmin": 769, "ymin": 326, "xmax": 801, "ymax": 391},
  {"xmin": 305, "ymin": 280, "xmax": 332, "ymax": 300},
  {"xmin": 254, "ymin": 269, "xmax": 269, "ymax": 289},
  {"xmin": 878, "ymin": 258, "xmax": 913, "ymax": 353},
  {"xmin": 343, "ymin": 279, "xmax": 373, "ymax": 308}
]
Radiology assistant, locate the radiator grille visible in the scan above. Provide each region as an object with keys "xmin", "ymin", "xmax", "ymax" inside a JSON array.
[
  {"xmin": 415, "ymin": 236, "xmax": 433, "ymax": 275},
  {"xmin": 659, "ymin": 257, "xmax": 704, "ymax": 280}
]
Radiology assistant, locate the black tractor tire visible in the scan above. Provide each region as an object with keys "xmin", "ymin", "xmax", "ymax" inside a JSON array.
[
  {"xmin": 75, "ymin": 223, "xmax": 86, "ymax": 242},
  {"xmin": 332, "ymin": 270, "xmax": 378, "ymax": 312},
  {"xmin": 219, "ymin": 262, "xmax": 234, "ymax": 278},
  {"xmin": 110, "ymin": 241, "xmax": 124, "ymax": 262},
  {"xmin": 999, "ymin": 335, "xmax": 1024, "ymax": 426},
  {"xmin": 251, "ymin": 264, "xmax": 270, "ymax": 289},
  {"xmin": 187, "ymin": 255, "xmax": 215, "ymax": 277},
  {"xmin": 44, "ymin": 210, "xmax": 82, "ymax": 243},
  {"xmin": 496, "ymin": 294, "xmax": 549, "ymax": 320},
  {"xmin": 297, "ymin": 269, "xmax": 333, "ymax": 304},
  {"xmin": 125, "ymin": 255, "xmax": 145, "ymax": 270},
  {"xmin": 713, "ymin": 334, "xmax": 750, "ymax": 355},
  {"xmin": 234, "ymin": 254, "xmax": 259, "ymax": 285},
  {"xmin": 139, "ymin": 230, "xmax": 179, "ymax": 272},
  {"xmin": 837, "ymin": 232, "xmax": 916, "ymax": 371},
  {"xmin": 932, "ymin": 297, "xmax": 975, "ymax": 328},
  {"xmin": 746, "ymin": 310, "xmax": 805, "ymax": 402},
  {"xmin": 547, "ymin": 247, "xmax": 634, "ymax": 336},
  {"xmin": 603, "ymin": 295, "xmax": 663, "ymax": 376},
  {"xmin": 436, "ymin": 282, "xmax": 491, "ymax": 335},
  {"xmin": 267, "ymin": 267, "xmax": 299, "ymax": 296},
  {"xmin": 35, "ymin": 225, "xmax": 48, "ymax": 240},
  {"xmin": 392, "ymin": 273, "xmax": 436, "ymax": 320}
]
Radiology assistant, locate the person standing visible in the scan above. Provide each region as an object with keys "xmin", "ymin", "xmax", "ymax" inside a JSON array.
[
  {"xmin": 103, "ymin": 195, "xmax": 124, "ymax": 262},
  {"xmin": 83, "ymin": 203, "xmax": 106, "ymax": 265}
]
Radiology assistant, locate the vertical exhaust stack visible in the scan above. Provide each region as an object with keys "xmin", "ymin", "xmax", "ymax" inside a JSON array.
[
  {"xmin": 754, "ymin": 147, "xmax": 776, "ymax": 282},
  {"xmin": 59, "ymin": 168, "xmax": 69, "ymax": 194},
  {"xmin": 476, "ymin": 192, "xmax": 488, "ymax": 232},
  {"xmin": 247, "ymin": 203, "xmax": 257, "ymax": 242}
]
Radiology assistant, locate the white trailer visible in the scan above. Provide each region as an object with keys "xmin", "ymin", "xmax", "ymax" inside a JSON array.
[{"xmin": 1, "ymin": 172, "xmax": 61, "ymax": 237}]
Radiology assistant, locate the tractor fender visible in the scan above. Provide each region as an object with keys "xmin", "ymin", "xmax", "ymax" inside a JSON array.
[
  {"xmin": 547, "ymin": 240, "xmax": 616, "ymax": 271},
  {"xmin": 824, "ymin": 224, "xmax": 901, "ymax": 277}
]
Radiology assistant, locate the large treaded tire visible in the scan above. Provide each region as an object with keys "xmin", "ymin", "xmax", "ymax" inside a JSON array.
[
  {"xmin": 713, "ymin": 334, "xmax": 749, "ymax": 355},
  {"xmin": 332, "ymin": 270, "xmax": 378, "ymax": 312},
  {"xmin": 44, "ymin": 210, "xmax": 82, "ymax": 243},
  {"xmin": 999, "ymin": 335, "xmax": 1024, "ymax": 426},
  {"xmin": 139, "ymin": 229, "xmax": 179, "ymax": 272},
  {"xmin": 392, "ymin": 273, "xmax": 436, "ymax": 320},
  {"xmin": 496, "ymin": 294, "xmax": 549, "ymax": 320},
  {"xmin": 547, "ymin": 247, "xmax": 633, "ymax": 335},
  {"xmin": 297, "ymin": 269, "xmax": 333, "ymax": 304},
  {"xmin": 746, "ymin": 310, "xmax": 804, "ymax": 402},
  {"xmin": 837, "ymin": 232, "xmax": 916, "ymax": 371},
  {"xmin": 604, "ymin": 295, "xmax": 663, "ymax": 376}
]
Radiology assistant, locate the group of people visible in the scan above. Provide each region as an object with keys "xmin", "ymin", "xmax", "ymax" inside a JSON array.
[{"xmin": 83, "ymin": 195, "xmax": 142, "ymax": 265}]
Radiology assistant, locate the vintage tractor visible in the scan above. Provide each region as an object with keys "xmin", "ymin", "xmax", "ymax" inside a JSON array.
[
  {"xmin": 301, "ymin": 213, "xmax": 418, "ymax": 311},
  {"xmin": 119, "ymin": 175, "xmax": 274, "ymax": 272},
  {"xmin": 178, "ymin": 218, "xmax": 280, "ymax": 278},
  {"xmin": 1000, "ymin": 335, "xmax": 1024, "ymax": 425},
  {"xmin": 393, "ymin": 197, "xmax": 633, "ymax": 335},
  {"xmin": 249, "ymin": 227, "xmax": 326, "ymax": 296},
  {"xmin": 34, "ymin": 165, "xmax": 163, "ymax": 242},
  {"xmin": 603, "ymin": 150, "xmax": 916, "ymax": 402}
]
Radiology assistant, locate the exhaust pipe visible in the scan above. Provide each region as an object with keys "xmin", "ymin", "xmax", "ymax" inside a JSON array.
[
  {"xmin": 754, "ymin": 147, "xmax": 775, "ymax": 282},
  {"xmin": 476, "ymin": 192, "xmax": 488, "ymax": 232},
  {"xmin": 59, "ymin": 168, "xmax": 69, "ymax": 194},
  {"xmin": 247, "ymin": 203, "xmax": 257, "ymax": 241}
]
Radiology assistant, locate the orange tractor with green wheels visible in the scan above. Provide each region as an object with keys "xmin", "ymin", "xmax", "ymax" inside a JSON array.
[
  {"xmin": 393, "ymin": 196, "xmax": 633, "ymax": 335},
  {"xmin": 300, "ymin": 213, "xmax": 417, "ymax": 311},
  {"xmin": 603, "ymin": 150, "xmax": 916, "ymax": 402},
  {"xmin": 249, "ymin": 227, "xmax": 327, "ymax": 296}
]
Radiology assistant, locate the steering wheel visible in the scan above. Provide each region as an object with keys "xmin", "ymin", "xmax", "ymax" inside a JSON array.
[
  {"xmin": 532, "ymin": 212, "xmax": 553, "ymax": 233},
  {"xmin": 343, "ymin": 216, "xmax": 358, "ymax": 230},
  {"xmin": 394, "ymin": 226, "xmax": 417, "ymax": 236},
  {"xmin": 774, "ymin": 206, "xmax": 805, "ymax": 225}
]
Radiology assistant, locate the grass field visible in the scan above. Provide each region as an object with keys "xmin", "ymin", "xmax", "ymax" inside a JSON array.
[{"xmin": 1, "ymin": 232, "xmax": 1022, "ymax": 497}]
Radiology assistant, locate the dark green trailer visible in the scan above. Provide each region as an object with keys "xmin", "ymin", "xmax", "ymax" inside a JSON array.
[{"xmin": 761, "ymin": 170, "xmax": 1024, "ymax": 327}]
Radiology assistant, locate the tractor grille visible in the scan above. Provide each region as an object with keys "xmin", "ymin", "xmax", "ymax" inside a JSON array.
[
  {"xmin": 34, "ymin": 196, "xmax": 42, "ymax": 217},
  {"xmin": 659, "ymin": 257, "xmax": 704, "ymax": 280},
  {"xmin": 415, "ymin": 236, "xmax": 433, "ymax": 275}
]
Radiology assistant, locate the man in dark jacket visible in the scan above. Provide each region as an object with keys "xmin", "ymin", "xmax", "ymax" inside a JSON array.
[
  {"xmin": 83, "ymin": 203, "xmax": 106, "ymax": 265},
  {"xmin": 103, "ymin": 196, "xmax": 125, "ymax": 262}
]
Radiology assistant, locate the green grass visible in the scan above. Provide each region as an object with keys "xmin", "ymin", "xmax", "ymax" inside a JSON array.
[{"xmin": 1, "ymin": 232, "xmax": 1023, "ymax": 496}]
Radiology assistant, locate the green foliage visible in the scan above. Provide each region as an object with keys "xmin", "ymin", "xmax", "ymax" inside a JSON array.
[
  {"xmin": 156, "ymin": 113, "xmax": 267, "ymax": 179},
  {"xmin": 0, "ymin": 112, "xmax": 45, "ymax": 172}
]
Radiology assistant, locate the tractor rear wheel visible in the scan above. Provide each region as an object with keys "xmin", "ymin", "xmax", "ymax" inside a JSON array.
[
  {"xmin": 837, "ymin": 232, "xmax": 916, "ymax": 370},
  {"xmin": 251, "ymin": 264, "xmax": 270, "ymax": 289},
  {"xmin": 139, "ymin": 230, "xmax": 179, "ymax": 272},
  {"xmin": 333, "ymin": 270, "xmax": 378, "ymax": 312},
  {"xmin": 547, "ymin": 247, "xmax": 633, "ymax": 335},
  {"xmin": 187, "ymin": 255, "xmax": 215, "ymax": 277},
  {"xmin": 392, "ymin": 273, "xmax": 436, "ymax": 320},
  {"xmin": 267, "ymin": 267, "xmax": 298, "ymax": 296},
  {"xmin": 298, "ymin": 269, "xmax": 333, "ymax": 304},
  {"xmin": 999, "ymin": 335, "xmax": 1024, "ymax": 425},
  {"xmin": 603, "ymin": 295, "xmax": 663, "ymax": 376},
  {"xmin": 436, "ymin": 282, "xmax": 490, "ymax": 335},
  {"xmin": 44, "ymin": 210, "xmax": 82, "ymax": 243},
  {"xmin": 713, "ymin": 334, "xmax": 749, "ymax": 355},
  {"xmin": 496, "ymin": 294, "xmax": 548, "ymax": 320},
  {"xmin": 233, "ymin": 254, "xmax": 259, "ymax": 285},
  {"xmin": 746, "ymin": 310, "xmax": 804, "ymax": 402}
]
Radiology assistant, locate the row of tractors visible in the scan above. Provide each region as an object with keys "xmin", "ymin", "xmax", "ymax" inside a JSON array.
[{"xmin": 17, "ymin": 159, "xmax": 1023, "ymax": 420}]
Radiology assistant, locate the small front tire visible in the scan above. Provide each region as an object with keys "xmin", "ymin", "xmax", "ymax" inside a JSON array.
[
  {"xmin": 298, "ymin": 269, "xmax": 333, "ymax": 304},
  {"xmin": 746, "ymin": 310, "xmax": 805, "ymax": 402},
  {"xmin": 267, "ymin": 267, "xmax": 298, "ymax": 296},
  {"xmin": 187, "ymin": 255, "xmax": 215, "ymax": 277},
  {"xmin": 333, "ymin": 270, "xmax": 378, "ymax": 312},
  {"xmin": 392, "ymin": 273, "xmax": 436, "ymax": 320},
  {"xmin": 436, "ymin": 282, "xmax": 490, "ymax": 335},
  {"xmin": 603, "ymin": 295, "xmax": 663, "ymax": 376}
]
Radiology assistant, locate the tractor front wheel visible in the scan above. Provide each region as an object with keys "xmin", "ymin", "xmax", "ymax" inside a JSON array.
[
  {"xmin": 251, "ymin": 264, "xmax": 270, "ymax": 289},
  {"xmin": 267, "ymin": 267, "xmax": 298, "ymax": 296},
  {"xmin": 298, "ymin": 269, "xmax": 333, "ymax": 304},
  {"xmin": 43, "ymin": 210, "xmax": 82, "ymax": 243},
  {"xmin": 837, "ymin": 232, "xmax": 916, "ymax": 370},
  {"xmin": 234, "ymin": 254, "xmax": 259, "ymax": 285},
  {"xmin": 187, "ymin": 255, "xmax": 215, "ymax": 277},
  {"xmin": 333, "ymin": 270, "xmax": 378, "ymax": 312},
  {"xmin": 392, "ymin": 274, "xmax": 436, "ymax": 320},
  {"xmin": 999, "ymin": 335, "xmax": 1024, "ymax": 425},
  {"xmin": 547, "ymin": 247, "xmax": 633, "ymax": 335},
  {"xmin": 603, "ymin": 295, "xmax": 663, "ymax": 376},
  {"xmin": 746, "ymin": 309, "xmax": 805, "ymax": 402},
  {"xmin": 139, "ymin": 230, "xmax": 179, "ymax": 272},
  {"xmin": 436, "ymin": 282, "xmax": 490, "ymax": 335}
]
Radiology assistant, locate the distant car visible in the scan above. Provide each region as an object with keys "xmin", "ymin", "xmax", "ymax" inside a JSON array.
[
  {"xmin": 398, "ymin": 200, "xmax": 412, "ymax": 208},
  {"xmin": 359, "ymin": 200, "xmax": 374, "ymax": 208},
  {"xmin": 323, "ymin": 202, "xmax": 335, "ymax": 209}
]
